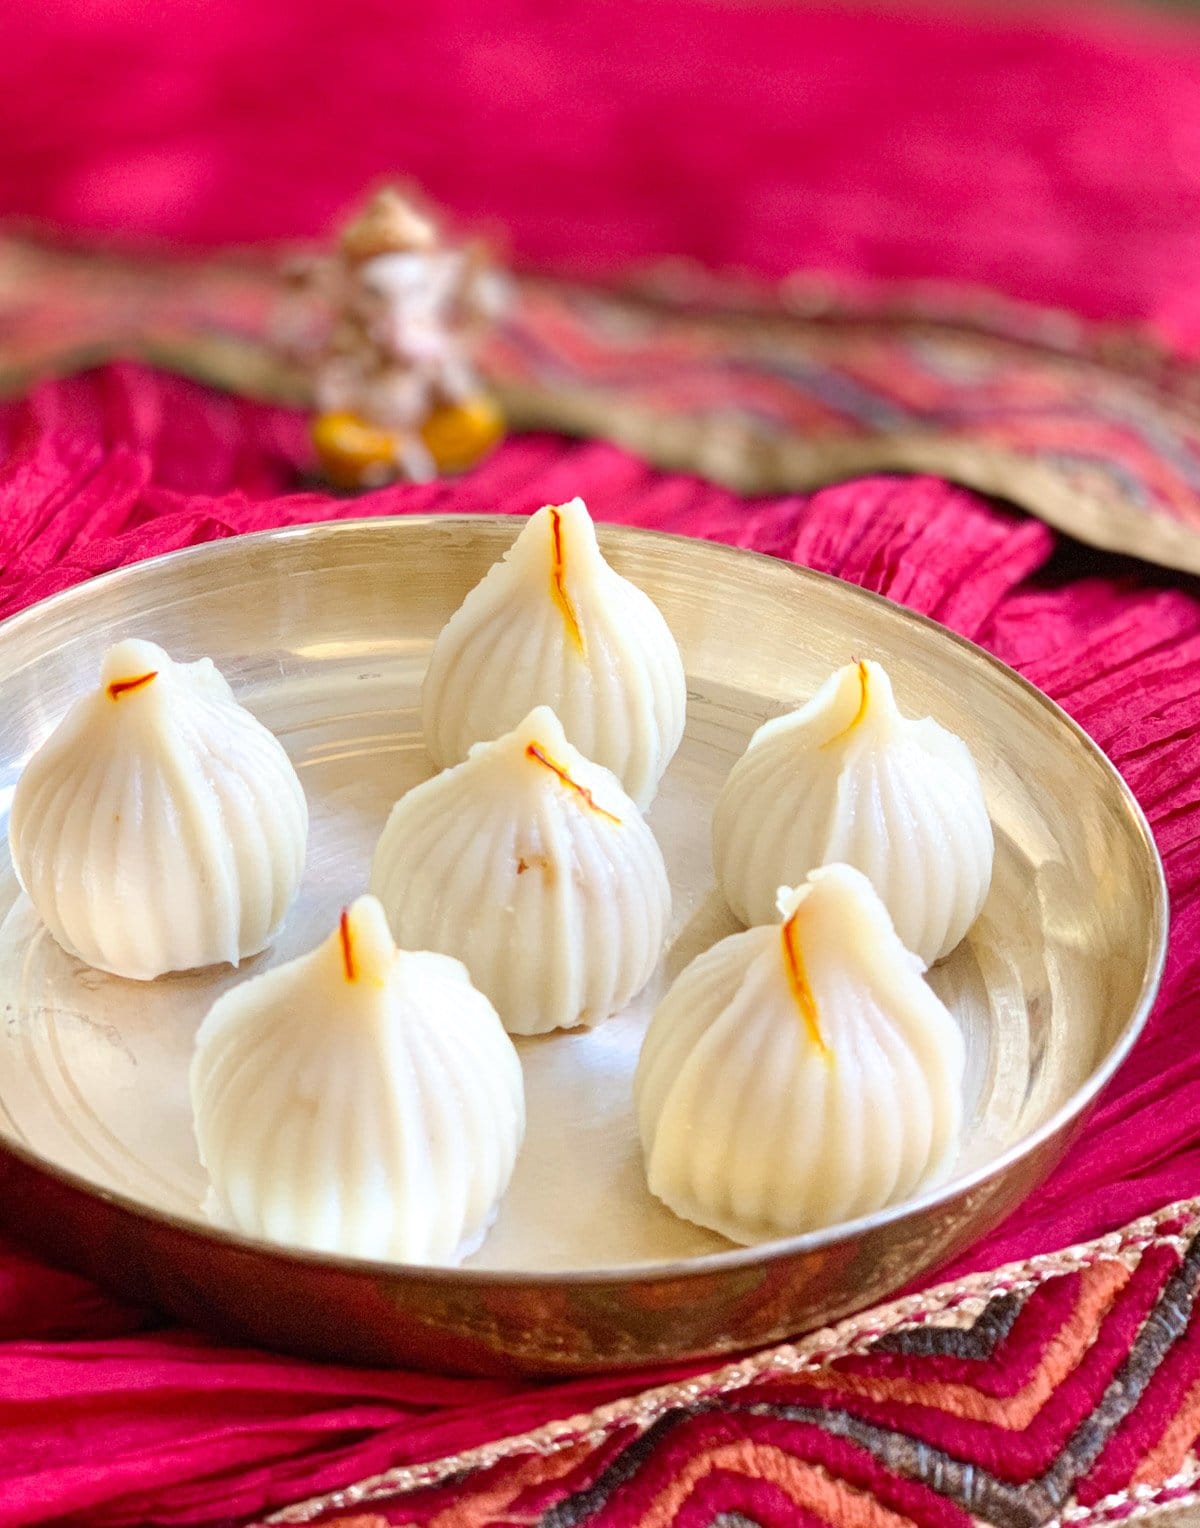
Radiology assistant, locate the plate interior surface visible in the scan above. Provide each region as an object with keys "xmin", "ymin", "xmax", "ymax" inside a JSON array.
[{"xmin": 0, "ymin": 517, "xmax": 1165, "ymax": 1362}]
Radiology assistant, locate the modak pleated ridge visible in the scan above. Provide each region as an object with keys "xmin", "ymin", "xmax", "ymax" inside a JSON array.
[
  {"xmin": 191, "ymin": 895, "xmax": 524, "ymax": 1265},
  {"xmin": 712, "ymin": 660, "xmax": 993, "ymax": 965},
  {"xmin": 421, "ymin": 497, "xmax": 686, "ymax": 809},
  {"xmin": 371, "ymin": 705, "xmax": 671, "ymax": 1035},
  {"xmin": 636, "ymin": 866, "xmax": 965, "ymax": 1244},
  {"xmin": 9, "ymin": 638, "xmax": 308, "ymax": 980}
]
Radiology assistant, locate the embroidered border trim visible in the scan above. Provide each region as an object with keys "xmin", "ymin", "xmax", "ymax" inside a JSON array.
[{"xmin": 262, "ymin": 1198, "xmax": 1200, "ymax": 1528}]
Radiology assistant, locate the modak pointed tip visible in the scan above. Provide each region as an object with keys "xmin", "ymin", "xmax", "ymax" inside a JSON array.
[
  {"xmin": 334, "ymin": 896, "xmax": 399, "ymax": 987},
  {"xmin": 510, "ymin": 703, "xmax": 569, "ymax": 747},
  {"xmin": 100, "ymin": 637, "xmax": 170, "ymax": 690},
  {"xmin": 525, "ymin": 738, "xmax": 623, "ymax": 824}
]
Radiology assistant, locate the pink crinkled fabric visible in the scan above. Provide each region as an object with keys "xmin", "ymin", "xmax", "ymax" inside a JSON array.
[{"xmin": 0, "ymin": 362, "xmax": 1195, "ymax": 1527}]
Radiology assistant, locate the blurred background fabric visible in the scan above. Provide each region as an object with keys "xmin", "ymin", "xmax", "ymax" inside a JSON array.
[
  {"xmin": 10, "ymin": 0, "xmax": 1200, "ymax": 572},
  {"xmin": 4, "ymin": 0, "xmax": 1200, "ymax": 340}
]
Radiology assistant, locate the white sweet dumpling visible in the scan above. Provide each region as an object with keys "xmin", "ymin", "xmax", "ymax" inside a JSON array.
[
  {"xmin": 421, "ymin": 496, "xmax": 687, "ymax": 809},
  {"xmin": 191, "ymin": 895, "xmax": 523, "ymax": 1265},
  {"xmin": 636, "ymin": 865, "xmax": 965, "ymax": 1245},
  {"xmin": 712, "ymin": 659, "xmax": 994, "ymax": 965},
  {"xmin": 9, "ymin": 638, "xmax": 308, "ymax": 981},
  {"xmin": 371, "ymin": 705, "xmax": 671, "ymax": 1035}
]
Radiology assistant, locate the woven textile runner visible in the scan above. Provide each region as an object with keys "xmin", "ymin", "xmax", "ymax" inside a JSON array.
[
  {"xmin": 264, "ymin": 1201, "xmax": 1200, "ymax": 1528},
  {"xmin": 5, "ymin": 236, "xmax": 1200, "ymax": 574}
]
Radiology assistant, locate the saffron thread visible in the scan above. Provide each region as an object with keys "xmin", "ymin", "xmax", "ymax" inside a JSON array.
[
  {"xmin": 525, "ymin": 742, "xmax": 621, "ymax": 823},
  {"xmin": 548, "ymin": 507, "xmax": 586, "ymax": 656},
  {"xmin": 782, "ymin": 908, "xmax": 828, "ymax": 1056},
  {"xmin": 339, "ymin": 909, "xmax": 356, "ymax": 982},
  {"xmin": 107, "ymin": 671, "xmax": 158, "ymax": 700}
]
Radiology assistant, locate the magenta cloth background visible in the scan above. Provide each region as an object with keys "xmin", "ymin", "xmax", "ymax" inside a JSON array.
[
  {"xmin": 8, "ymin": 0, "xmax": 1200, "ymax": 348},
  {"xmin": 1, "ymin": 3, "xmax": 1200, "ymax": 1524}
]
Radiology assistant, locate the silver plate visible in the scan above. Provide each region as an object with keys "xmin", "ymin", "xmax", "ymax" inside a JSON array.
[{"xmin": 0, "ymin": 516, "xmax": 1168, "ymax": 1374}]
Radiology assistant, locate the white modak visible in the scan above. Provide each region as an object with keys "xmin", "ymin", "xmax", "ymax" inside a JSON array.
[
  {"xmin": 421, "ymin": 497, "xmax": 686, "ymax": 809},
  {"xmin": 191, "ymin": 895, "xmax": 524, "ymax": 1265},
  {"xmin": 9, "ymin": 638, "xmax": 308, "ymax": 981},
  {"xmin": 635, "ymin": 865, "xmax": 965, "ymax": 1245},
  {"xmin": 371, "ymin": 705, "xmax": 671, "ymax": 1035},
  {"xmin": 712, "ymin": 659, "xmax": 994, "ymax": 965}
]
